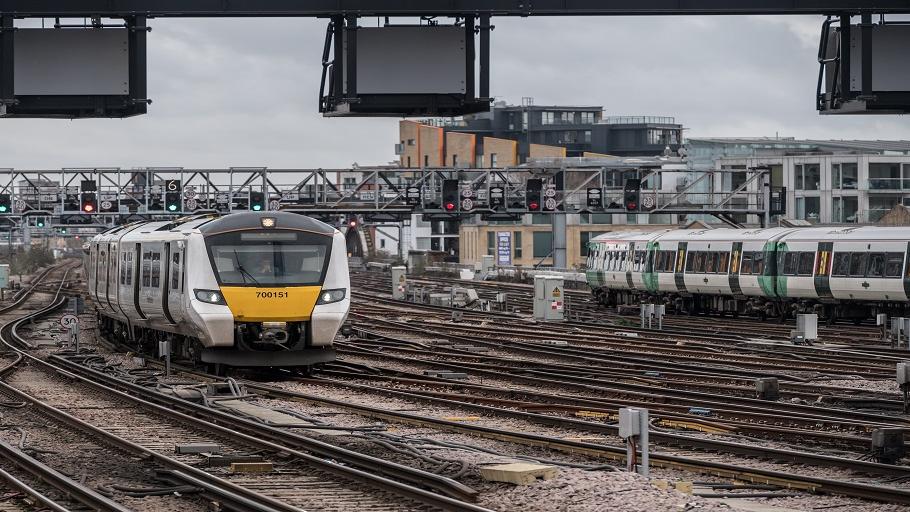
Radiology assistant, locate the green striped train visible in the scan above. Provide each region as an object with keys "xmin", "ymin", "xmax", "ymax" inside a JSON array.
[{"xmin": 585, "ymin": 226, "xmax": 910, "ymax": 322}]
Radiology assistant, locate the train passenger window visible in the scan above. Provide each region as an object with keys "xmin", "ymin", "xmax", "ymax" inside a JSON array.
[
  {"xmin": 685, "ymin": 252, "xmax": 695, "ymax": 272},
  {"xmin": 783, "ymin": 252, "xmax": 799, "ymax": 276},
  {"xmin": 142, "ymin": 252, "xmax": 151, "ymax": 287},
  {"xmin": 849, "ymin": 253, "xmax": 867, "ymax": 277},
  {"xmin": 740, "ymin": 253, "xmax": 753, "ymax": 275},
  {"xmin": 867, "ymin": 253, "xmax": 885, "ymax": 278},
  {"xmin": 655, "ymin": 251, "xmax": 666, "ymax": 273},
  {"xmin": 886, "ymin": 253, "xmax": 904, "ymax": 278},
  {"xmin": 831, "ymin": 253, "xmax": 850, "ymax": 277},
  {"xmin": 797, "ymin": 252, "xmax": 814, "ymax": 276},
  {"xmin": 151, "ymin": 252, "xmax": 161, "ymax": 288},
  {"xmin": 718, "ymin": 252, "xmax": 730, "ymax": 274},
  {"xmin": 753, "ymin": 252, "xmax": 765, "ymax": 275},
  {"xmin": 704, "ymin": 252, "xmax": 715, "ymax": 273},
  {"xmin": 172, "ymin": 253, "xmax": 181, "ymax": 290},
  {"xmin": 695, "ymin": 252, "xmax": 707, "ymax": 273},
  {"xmin": 665, "ymin": 251, "xmax": 675, "ymax": 272}
]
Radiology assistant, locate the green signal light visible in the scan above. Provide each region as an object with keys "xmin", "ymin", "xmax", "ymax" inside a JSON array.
[
  {"xmin": 0, "ymin": 206, "xmax": 7, "ymax": 212},
  {"xmin": 168, "ymin": 204, "xmax": 178, "ymax": 212},
  {"xmin": 252, "ymin": 205, "xmax": 262, "ymax": 211}
]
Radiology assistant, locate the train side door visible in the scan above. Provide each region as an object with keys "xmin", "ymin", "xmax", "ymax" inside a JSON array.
[{"xmin": 166, "ymin": 241, "xmax": 186, "ymax": 324}]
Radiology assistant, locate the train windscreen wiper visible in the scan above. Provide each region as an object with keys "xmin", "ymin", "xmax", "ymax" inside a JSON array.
[{"xmin": 233, "ymin": 250, "xmax": 260, "ymax": 285}]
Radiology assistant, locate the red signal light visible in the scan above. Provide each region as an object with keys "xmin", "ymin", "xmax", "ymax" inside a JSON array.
[
  {"xmin": 626, "ymin": 201, "xmax": 637, "ymax": 210},
  {"xmin": 529, "ymin": 201, "xmax": 539, "ymax": 211},
  {"xmin": 445, "ymin": 202, "xmax": 456, "ymax": 211},
  {"xmin": 83, "ymin": 204, "xmax": 95, "ymax": 212}
]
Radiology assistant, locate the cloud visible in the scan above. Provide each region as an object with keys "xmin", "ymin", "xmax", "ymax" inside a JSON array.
[{"xmin": 0, "ymin": 15, "xmax": 906, "ymax": 170}]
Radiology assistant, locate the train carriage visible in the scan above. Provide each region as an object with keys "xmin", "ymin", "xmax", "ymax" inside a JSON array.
[
  {"xmin": 86, "ymin": 212, "xmax": 351, "ymax": 369},
  {"xmin": 586, "ymin": 225, "xmax": 910, "ymax": 321}
]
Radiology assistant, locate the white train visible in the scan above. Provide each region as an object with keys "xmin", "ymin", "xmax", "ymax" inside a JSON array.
[
  {"xmin": 586, "ymin": 226, "xmax": 910, "ymax": 322},
  {"xmin": 85, "ymin": 212, "xmax": 350, "ymax": 368}
]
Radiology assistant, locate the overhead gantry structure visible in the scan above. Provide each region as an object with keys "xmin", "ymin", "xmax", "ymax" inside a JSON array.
[{"xmin": 0, "ymin": 1, "xmax": 908, "ymax": 118}]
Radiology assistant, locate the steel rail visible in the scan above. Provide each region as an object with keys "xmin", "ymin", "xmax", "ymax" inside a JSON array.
[
  {"xmin": 0, "ymin": 438, "xmax": 131, "ymax": 512},
  {"xmin": 0, "ymin": 263, "xmax": 489, "ymax": 510},
  {"xmin": 309, "ymin": 369, "xmax": 910, "ymax": 478},
  {"xmin": 41, "ymin": 355, "xmax": 488, "ymax": 512},
  {"xmin": 0, "ymin": 266, "xmax": 306, "ymax": 512},
  {"xmin": 344, "ymin": 322, "xmax": 908, "ymax": 426},
  {"xmin": 230, "ymin": 376, "xmax": 910, "ymax": 506},
  {"xmin": 0, "ymin": 466, "xmax": 72, "ymax": 512}
]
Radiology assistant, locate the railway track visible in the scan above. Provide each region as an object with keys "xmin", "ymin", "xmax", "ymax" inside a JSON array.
[{"xmin": 0, "ymin": 263, "xmax": 493, "ymax": 512}]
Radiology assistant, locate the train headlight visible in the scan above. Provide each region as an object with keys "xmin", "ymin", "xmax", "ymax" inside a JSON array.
[
  {"xmin": 316, "ymin": 288, "xmax": 346, "ymax": 305},
  {"xmin": 194, "ymin": 289, "xmax": 226, "ymax": 305}
]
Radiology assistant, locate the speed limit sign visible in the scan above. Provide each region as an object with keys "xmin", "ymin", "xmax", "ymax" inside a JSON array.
[{"xmin": 59, "ymin": 314, "xmax": 79, "ymax": 328}]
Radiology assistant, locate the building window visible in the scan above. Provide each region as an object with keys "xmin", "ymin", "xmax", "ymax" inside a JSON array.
[
  {"xmin": 531, "ymin": 214, "xmax": 551, "ymax": 225},
  {"xmin": 533, "ymin": 231, "xmax": 553, "ymax": 258},
  {"xmin": 541, "ymin": 112, "xmax": 555, "ymax": 125},
  {"xmin": 343, "ymin": 177, "xmax": 357, "ymax": 190},
  {"xmin": 407, "ymin": 139, "xmax": 416, "ymax": 146},
  {"xmin": 423, "ymin": 155, "xmax": 429, "ymax": 167},
  {"xmin": 406, "ymin": 156, "xmax": 411, "ymax": 167},
  {"xmin": 559, "ymin": 112, "xmax": 575, "ymax": 124},
  {"xmin": 487, "ymin": 231, "xmax": 495, "ymax": 256},
  {"xmin": 794, "ymin": 164, "xmax": 820, "ymax": 191},
  {"xmin": 522, "ymin": 112, "xmax": 528, "ymax": 130},
  {"xmin": 670, "ymin": 130, "xmax": 679, "ymax": 145},
  {"xmin": 647, "ymin": 129, "xmax": 667, "ymax": 145},
  {"xmin": 584, "ymin": 131, "xmax": 592, "ymax": 143},
  {"xmin": 833, "ymin": 163, "xmax": 858, "ymax": 189},
  {"xmin": 490, "ymin": 153, "xmax": 497, "ymax": 168},
  {"xmin": 833, "ymin": 196, "xmax": 858, "ymax": 223},
  {"xmin": 580, "ymin": 112, "xmax": 595, "ymax": 124},
  {"xmin": 452, "ymin": 154, "xmax": 458, "ymax": 167},
  {"xmin": 796, "ymin": 196, "xmax": 820, "ymax": 222},
  {"xmin": 513, "ymin": 231, "xmax": 522, "ymax": 259},
  {"xmin": 380, "ymin": 239, "xmax": 386, "ymax": 249},
  {"xmin": 869, "ymin": 162, "xmax": 903, "ymax": 190}
]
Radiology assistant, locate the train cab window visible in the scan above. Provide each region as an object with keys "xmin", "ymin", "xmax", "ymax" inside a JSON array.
[
  {"xmin": 886, "ymin": 253, "xmax": 904, "ymax": 278},
  {"xmin": 867, "ymin": 253, "xmax": 886, "ymax": 278},
  {"xmin": 849, "ymin": 253, "xmax": 868, "ymax": 277},
  {"xmin": 832, "ymin": 253, "xmax": 850, "ymax": 277},
  {"xmin": 740, "ymin": 253, "xmax": 753, "ymax": 275},
  {"xmin": 797, "ymin": 252, "xmax": 815, "ymax": 276}
]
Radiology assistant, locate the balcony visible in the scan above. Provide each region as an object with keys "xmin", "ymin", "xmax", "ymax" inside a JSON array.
[{"xmin": 868, "ymin": 178, "xmax": 910, "ymax": 191}]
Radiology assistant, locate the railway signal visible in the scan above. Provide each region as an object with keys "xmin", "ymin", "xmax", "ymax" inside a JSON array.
[
  {"xmin": 165, "ymin": 180, "xmax": 181, "ymax": 212},
  {"xmin": 442, "ymin": 179, "xmax": 459, "ymax": 212},
  {"xmin": 526, "ymin": 179, "xmax": 543, "ymax": 212},
  {"xmin": 0, "ymin": 194, "xmax": 9, "ymax": 214},
  {"xmin": 250, "ymin": 191, "xmax": 265, "ymax": 211},
  {"xmin": 80, "ymin": 192, "xmax": 97, "ymax": 213},
  {"xmin": 624, "ymin": 178, "xmax": 642, "ymax": 211},
  {"xmin": 36, "ymin": 217, "xmax": 45, "ymax": 228}
]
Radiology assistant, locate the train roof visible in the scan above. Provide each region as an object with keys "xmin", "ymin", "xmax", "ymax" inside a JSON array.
[
  {"xmin": 198, "ymin": 211, "xmax": 336, "ymax": 236},
  {"xmin": 654, "ymin": 227, "xmax": 795, "ymax": 242},
  {"xmin": 589, "ymin": 230, "xmax": 669, "ymax": 243},
  {"xmin": 779, "ymin": 225, "xmax": 910, "ymax": 241}
]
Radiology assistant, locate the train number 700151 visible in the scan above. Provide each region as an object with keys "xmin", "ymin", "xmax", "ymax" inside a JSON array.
[{"xmin": 255, "ymin": 291, "xmax": 288, "ymax": 299}]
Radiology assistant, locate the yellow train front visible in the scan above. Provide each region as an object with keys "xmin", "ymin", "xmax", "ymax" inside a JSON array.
[{"xmin": 87, "ymin": 212, "xmax": 350, "ymax": 368}]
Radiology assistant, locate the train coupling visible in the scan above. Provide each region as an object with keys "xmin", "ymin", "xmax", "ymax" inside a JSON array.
[{"xmin": 260, "ymin": 321, "xmax": 290, "ymax": 344}]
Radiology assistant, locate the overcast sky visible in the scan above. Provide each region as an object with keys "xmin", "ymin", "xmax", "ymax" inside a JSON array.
[{"xmin": 1, "ymin": 14, "xmax": 908, "ymax": 170}]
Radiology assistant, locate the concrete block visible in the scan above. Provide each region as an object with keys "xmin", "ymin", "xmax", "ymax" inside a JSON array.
[
  {"xmin": 675, "ymin": 481, "xmax": 693, "ymax": 494},
  {"xmin": 206, "ymin": 455, "xmax": 264, "ymax": 467},
  {"xmin": 230, "ymin": 462, "xmax": 274, "ymax": 474},
  {"xmin": 175, "ymin": 443, "xmax": 221, "ymax": 454},
  {"xmin": 479, "ymin": 463, "xmax": 558, "ymax": 485}
]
